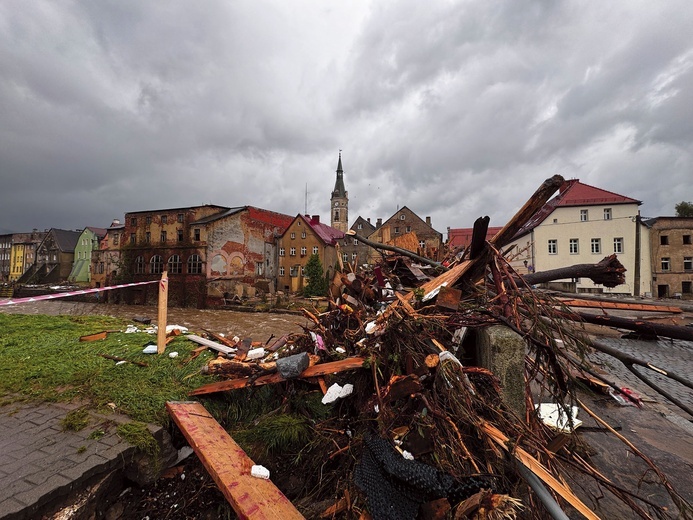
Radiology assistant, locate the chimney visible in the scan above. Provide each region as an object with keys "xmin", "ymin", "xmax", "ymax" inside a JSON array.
[
  {"xmin": 311, "ymin": 215, "xmax": 320, "ymax": 224},
  {"xmin": 426, "ymin": 216, "xmax": 432, "ymax": 227},
  {"xmin": 376, "ymin": 218, "xmax": 382, "ymax": 228},
  {"xmin": 367, "ymin": 218, "xmax": 371, "ymax": 224},
  {"xmin": 111, "ymin": 219, "xmax": 121, "ymax": 227}
]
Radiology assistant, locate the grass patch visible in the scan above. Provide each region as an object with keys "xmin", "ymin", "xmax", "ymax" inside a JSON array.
[
  {"xmin": 117, "ymin": 421, "xmax": 159, "ymax": 458},
  {"xmin": 0, "ymin": 314, "xmax": 213, "ymax": 425},
  {"xmin": 61, "ymin": 408, "xmax": 90, "ymax": 431}
]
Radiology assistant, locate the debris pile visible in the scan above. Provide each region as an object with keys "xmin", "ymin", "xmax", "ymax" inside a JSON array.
[{"xmin": 180, "ymin": 176, "xmax": 692, "ymax": 519}]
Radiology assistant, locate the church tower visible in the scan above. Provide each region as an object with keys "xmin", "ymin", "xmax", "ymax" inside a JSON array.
[{"xmin": 330, "ymin": 151, "xmax": 349, "ymax": 233}]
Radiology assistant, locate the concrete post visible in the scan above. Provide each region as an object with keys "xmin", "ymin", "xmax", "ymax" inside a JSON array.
[{"xmin": 476, "ymin": 325, "xmax": 526, "ymax": 418}]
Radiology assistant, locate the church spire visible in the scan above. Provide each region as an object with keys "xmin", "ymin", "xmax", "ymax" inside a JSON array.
[
  {"xmin": 332, "ymin": 151, "xmax": 346, "ymax": 198},
  {"xmin": 330, "ymin": 150, "xmax": 348, "ymax": 233}
]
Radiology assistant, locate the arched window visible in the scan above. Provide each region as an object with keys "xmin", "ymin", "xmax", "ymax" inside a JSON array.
[
  {"xmin": 168, "ymin": 255, "xmax": 181, "ymax": 274},
  {"xmin": 134, "ymin": 256, "xmax": 145, "ymax": 274},
  {"xmin": 188, "ymin": 254, "xmax": 202, "ymax": 274},
  {"xmin": 150, "ymin": 255, "xmax": 163, "ymax": 274}
]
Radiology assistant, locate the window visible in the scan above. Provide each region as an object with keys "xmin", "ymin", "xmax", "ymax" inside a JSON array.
[
  {"xmin": 113, "ymin": 234, "xmax": 119, "ymax": 245},
  {"xmin": 553, "ymin": 218, "xmax": 558, "ymax": 224},
  {"xmin": 177, "ymin": 230, "xmax": 184, "ymax": 242},
  {"xmin": 548, "ymin": 239, "xmax": 557, "ymax": 255},
  {"xmin": 394, "ymin": 227, "xmax": 400, "ymax": 234},
  {"xmin": 290, "ymin": 247, "xmax": 296, "ymax": 256},
  {"xmin": 290, "ymin": 232, "xmax": 296, "ymax": 239},
  {"xmin": 357, "ymin": 223, "xmax": 362, "ymax": 230},
  {"xmin": 353, "ymin": 239, "xmax": 358, "ymax": 246},
  {"xmin": 145, "ymin": 232, "xmax": 151, "ymax": 244},
  {"xmin": 406, "ymin": 226, "xmax": 411, "ymax": 233},
  {"xmin": 130, "ymin": 233, "xmax": 136, "ymax": 245},
  {"xmin": 580, "ymin": 210, "xmax": 588, "ymax": 222},
  {"xmin": 134, "ymin": 256, "xmax": 145, "ymax": 274},
  {"xmin": 313, "ymin": 246, "xmax": 319, "ymax": 255},
  {"xmin": 613, "ymin": 237, "xmax": 624, "ymax": 254},
  {"xmin": 279, "ymin": 266, "xmax": 285, "ymax": 276},
  {"xmin": 661, "ymin": 235, "xmax": 669, "ymax": 245},
  {"xmin": 194, "ymin": 229, "xmax": 201, "ymax": 241},
  {"xmin": 150, "ymin": 255, "xmax": 163, "ymax": 274},
  {"xmin": 177, "ymin": 213, "xmax": 184, "ymax": 223},
  {"xmin": 400, "ymin": 214, "xmax": 405, "ymax": 220},
  {"xmin": 684, "ymin": 257, "xmax": 693, "ymax": 271},
  {"xmin": 279, "ymin": 248, "xmax": 285, "ymax": 257},
  {"xmin": 146, "ymin": 216, "xmax": 152, "ymax": 225},
  {"xmin": 684, "ymin": 235, "xmax": 691, "ymax": 245},
  {"xmin": 591, "ymin": 238, "xmax": 601, "ymax": 254},
  {"xmin": 343, "ymin": 253, "xmax": 348, "ymax": 262},
  {"xmin": 352, "ymin": 253, "xmax": 357, "ymax": 260},
  {"xmin": 130, "ymin": 218, "xmax": 137, "ymax": 226},
  {"xmin": 160, "ymin": 231, "xmax": 167, "ymax": 243},
  {"xmin": 419, "ymin": 240, "xmax": 426, "ymax": 249},
  {"xmin": 300, "ymin": 247, "xmax": 307, "ymax": 256},
  {"xmin": 290, "ymin": 266, "xmax": 298, "ymax": 277},
  {"xmin": 168, "ymin": 255, "xmax": 182, "ymax": 274},
  {"xmin": 301, "ymin": 232, "xmax": 306, "ymax": 239},
  {"xmin": 161, "ymin": 215, "xmax": 168, "ymax": 224},
  {"xmin": 301, "ymin": 266, "xmax": 305, "ymax": 276},
  {"xmin": 256, "ymin": 262, "xmax": 263, "ymax": 276},
  {"xmin": 188, "ymin": 254, "xmax": 202, "ymax": 274},
  {"xmin": 604, "ymin": 208, "xmax": 612, "ymax": 220},
  {"xmin": 661, "ymin": 257, "xmax": 671, "ymax": 271},
  {"xmin": 683, "ymin": 281, "xmax": 692, "ymax": 294},
  {"xmin": 569, "ymin": 239, "xmax": 579, "ymax": 254}
]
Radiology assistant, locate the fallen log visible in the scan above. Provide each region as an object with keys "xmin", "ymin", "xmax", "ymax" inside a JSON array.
[
  {"xmin": 190, "ymin": 357, "xmax": 367, "ymax": 396},
  {"xmin": 520, "ymin": 255, "xmax": 626, "ymax": 288},
  {"xmin": 557, "ymin": 299, "xmax": 682, "ymax": 314},
  {"xmin": 574, "ymin": 312, "xmax": 693, "ymax": 341}
]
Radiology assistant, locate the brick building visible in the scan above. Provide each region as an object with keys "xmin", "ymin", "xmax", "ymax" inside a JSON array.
[{"xmin": 644, "ymin": 217, "xmax": 693, "ymax": 298}]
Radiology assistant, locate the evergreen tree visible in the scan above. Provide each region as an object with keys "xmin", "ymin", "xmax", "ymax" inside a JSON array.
[{"xmin": 303, "ymin": 253, "xmax": 328, "ymax": 297}]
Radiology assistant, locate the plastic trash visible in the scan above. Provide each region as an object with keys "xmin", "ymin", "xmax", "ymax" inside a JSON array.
[
  {"xmin": 168, "ymin": 351, "xmax": 179, "ymax": 358},
  {"xmin": 251, "ymin": 465, "xmax": 270, "ymax": 479},
  {"xmin": 142, "ymin": 344, "xmax": 157, "ymax": 354}
]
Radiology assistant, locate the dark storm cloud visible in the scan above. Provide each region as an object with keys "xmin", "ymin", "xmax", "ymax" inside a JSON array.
[{"xmin": 0, "ymin": 1, "xmax": 691, "ymax": 236}]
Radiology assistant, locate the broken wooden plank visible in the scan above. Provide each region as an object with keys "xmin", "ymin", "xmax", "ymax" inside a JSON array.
[
  {"xmin": 166, "ymin": 401, "xmax": 304, "ymax": 520},
  {"xmin": 186, "ymin": 334, "xmax": 237, "ymax": 356},
  {"xmin": 190, "ymin": 357, "xmax": 367, "ymax": 396},
  {"xmin": 80, "ymin": 331, "xmax": 108, "ymax": 342},
  {"xmin": 557, "ymin": 298, "xmax": 682, "ymax": 314}
]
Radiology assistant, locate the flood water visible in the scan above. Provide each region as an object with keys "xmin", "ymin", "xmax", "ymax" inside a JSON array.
[{"xmin": 0, "ymin": 300, "xmax": 307, "ymax": 340}]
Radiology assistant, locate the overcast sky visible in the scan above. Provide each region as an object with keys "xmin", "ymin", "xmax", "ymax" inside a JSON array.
[{"xmin": 1, "ymin": 1, "xmax": 692, "ymax": 236}]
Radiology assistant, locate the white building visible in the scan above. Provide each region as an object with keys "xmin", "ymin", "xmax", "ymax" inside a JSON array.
[{"xmin": 506, "ymin": 179, "xmax": 651, "ymax": 296}]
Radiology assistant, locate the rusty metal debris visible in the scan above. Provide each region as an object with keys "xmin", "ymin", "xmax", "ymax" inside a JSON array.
[{"xmin": 176, "ymin": 176, "xmax": 692, "ymax": 520}]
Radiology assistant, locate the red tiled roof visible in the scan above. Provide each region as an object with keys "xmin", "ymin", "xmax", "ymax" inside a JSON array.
[
  {"xmin": 300, "ymin": 215, "xmax": 344, "ymax": 245},
  {"xmin": 247, "ymin": 207, "xmax": 294, "ymax": 231},
  {"xmin": 514, "ymin": 179, "xmax": 641, "ymax": 238},
  {"xmin": 448, "ymin": 227, "xmax": 503, "ymax": 248}
]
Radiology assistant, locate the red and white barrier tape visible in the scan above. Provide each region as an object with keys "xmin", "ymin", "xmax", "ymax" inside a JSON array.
[{"xmin": 0, "ymin": 280, "xmax": 160, "ymax": 307}]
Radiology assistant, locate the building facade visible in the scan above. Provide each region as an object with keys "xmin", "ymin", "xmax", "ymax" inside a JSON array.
[
  {"xmin": 330, "ymin": 153, "xmax": 349, "ymax": 234},
  {"xmin": 645, "ymin": 217, "xmax": 693, "ymax": 298},
  {"xmin": 506, "ymin": 179, "xmax": 651, "ymax": 296},
  {"xmin": 340, "ymin": 216, "xmax": 377, "ymax": 268},
  {"xmin": 7, "ymin": 230, "xmax": 46, "ymax": 282},
  {"xmin": 19, "ymin": 229, "xmax": 82, "ymax": 284},
  {"xmin": 0, "ymin": 234, "xmax": 11, "ymax": 283},
  {"xmin": 367, "ymin": 207, "xmax": 443, "ymax": 263},
  {"xmin": 197, "ymin": 206, "xmax": 293, "ymax": 301},
  {"xmin": 91, "ymin": 220, "xmax": 125, "ymax": 289},
  {"xmin": 69, "ymin": 227, "xmax": 107, "ymax": 284},
  {"xmin": 277, "ymin": 214, "xmax": 344, "ymax": 294}
]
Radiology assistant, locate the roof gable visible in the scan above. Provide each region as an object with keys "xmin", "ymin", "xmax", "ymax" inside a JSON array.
[{"xmin": 291, "ymin": 214, "xmax": 344, "ymax": 246}]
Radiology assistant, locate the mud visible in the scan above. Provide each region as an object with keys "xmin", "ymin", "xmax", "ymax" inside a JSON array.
[{"xmin": 0, "ymin": 300, "xmax": 307, "ymax": 339}]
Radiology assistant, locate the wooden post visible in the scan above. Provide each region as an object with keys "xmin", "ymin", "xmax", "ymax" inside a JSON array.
[{"xmin": 157, "ymin": 271, "xmax": 168, "ymax": 354}]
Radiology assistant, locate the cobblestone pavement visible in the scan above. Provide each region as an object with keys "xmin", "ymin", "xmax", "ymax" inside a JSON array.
[
  {"xmin": 589, "ymin": 336, "xmax": 693, "ymax": 419},
  {"xmin": 0, "ymin": 400, "xmax": 139, "ymax": 520}
]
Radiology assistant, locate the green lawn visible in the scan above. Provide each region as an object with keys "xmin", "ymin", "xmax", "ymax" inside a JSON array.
[{"xmin": 0, "ymin": 314, "xmax": 214, "ymax": 425}]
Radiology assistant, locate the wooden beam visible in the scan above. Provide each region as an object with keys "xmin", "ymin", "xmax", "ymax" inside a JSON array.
[
  {"xmin": 187, "ymin": 334, "xmax": 237, "ymax": 356},
  {"xmin": 557, "ymin": 299, "xmax": 682, "ymax": 314},
  {"xmin": 166, "ymin": 401, "xmax": 304, "ymax": 520},
  {"xmin": 190, "ymin": 357, "xmax": 367, "ymax": 396}
]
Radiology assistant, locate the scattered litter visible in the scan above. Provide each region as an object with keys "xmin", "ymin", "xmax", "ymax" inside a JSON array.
[
  {"xmin": 322, "ymin": 383, "xmax": 353, "ymax": 404},
  {"xmin": 535, "ymin": 403, "xmax": 583, "ymax": 433},
  {"xmin": 115, "ymin": 360, "xmax": 127, "ymax": 366},
  {"xmin": 168, "ymin": 351, "xmax": 179, "ymax": 358},
  {"xmin": 142, "ymin": 344, "xmax": 157, "ymax": 354},
  {"xmin": 124, "ymin": 325, "xmax": 139, "ymax": 334},
  {"xmin": 251, "ymin": 465, "xmax": 270, "ymax": 480},
  {"xmin": 245, "ymin": 347, "xmax": 265, "ymax": 360}
]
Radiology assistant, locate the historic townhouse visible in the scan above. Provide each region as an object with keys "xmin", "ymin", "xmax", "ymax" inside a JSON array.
[
  {"xmin": 7, "ymin": 230, "xmax": 46, "ymax": 282},
  {"xmin": 91, "ymin": 219, "xmax": 125, "ymax": 289},
  {"xmin": 69, "ymin": 227, "xmax": 107, "ymax": 284},
  {"xmin": 277, "ymin": 214, "xmax": 344, "ymax": 294},
  {"xmin": 367, "ymin": 207, "xmax": 444, "ymax": 264},
  {"xmin": 644, "ymin": 217, "xmax": 693, "ymax": 299},
  {"xmin": 341, "ymin": 216, "xmax": 377, "ymax": 268},
  {"xmin": 505, "ymin": 179, "xmax": 651, "ymax": 296}
]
